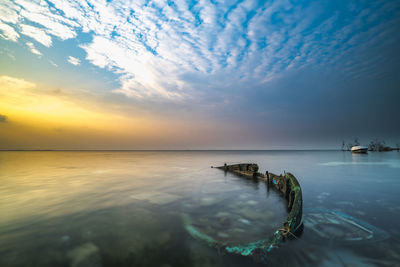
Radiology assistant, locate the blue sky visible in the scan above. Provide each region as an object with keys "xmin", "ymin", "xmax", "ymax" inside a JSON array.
[{"xmin": 0, "ymin": 0, "xmax": 399, "ymax": 149}]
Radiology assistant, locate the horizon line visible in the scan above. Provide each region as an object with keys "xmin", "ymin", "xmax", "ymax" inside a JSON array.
[{"xmin": 0, "ymin": 149, "xmax": 343, "ymax": 152}]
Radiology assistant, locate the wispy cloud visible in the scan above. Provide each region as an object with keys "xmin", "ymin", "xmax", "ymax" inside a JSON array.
[
  {"xmin": 49, "ymin": 60, "xmax": 58, "ymax": 67},
  {"xmin": 26, "ymin": 42, "xmax": 41, "ymax": 56},
  {"xmin": 67, "ymin": 56, "xmax": 80, "ymax": 66}
]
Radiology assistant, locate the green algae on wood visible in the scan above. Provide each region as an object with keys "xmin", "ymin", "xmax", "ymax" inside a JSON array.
[{"xmin": 183, "ymin": 163, "xmax": 304, "ymax": 260}]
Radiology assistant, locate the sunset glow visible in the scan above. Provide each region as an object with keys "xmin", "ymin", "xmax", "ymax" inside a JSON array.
[{"xmin": 0, "ymin": 0, "xmax": 399, "ymax": 149}]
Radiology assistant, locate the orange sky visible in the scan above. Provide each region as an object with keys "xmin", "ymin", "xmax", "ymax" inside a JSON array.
[
  {"xmin": 0, "ymin": 75, "xmax": 248, "ymax": 150},
  {"xmin": 1, "ymin": 0, "xmax": 399, "ymax": 149}
]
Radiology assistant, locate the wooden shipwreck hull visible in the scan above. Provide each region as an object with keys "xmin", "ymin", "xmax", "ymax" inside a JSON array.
[
  {"xmin": 186, "ymin": 163, "xmax": 303, "ymax": 260},
  {"xmin": 215, "ymin": 163, "xmax": 303, "ymax": 235}
]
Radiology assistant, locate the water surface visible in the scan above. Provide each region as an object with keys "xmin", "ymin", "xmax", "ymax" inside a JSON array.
[{"xmin": 1, "ymin": 151, "xmax": 399, "ymax": 266}]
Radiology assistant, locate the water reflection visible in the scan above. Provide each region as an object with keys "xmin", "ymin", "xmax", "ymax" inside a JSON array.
[{"xmin": 0, "ymin": 151, "xmax": 399, "ymax": 266}]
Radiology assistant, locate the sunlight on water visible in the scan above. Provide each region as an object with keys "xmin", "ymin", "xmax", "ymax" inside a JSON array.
[
  {"xmin": 320, "ymin": 160, "xmax": 400, "ymax": 168},
  {"xmin": 0, "ymin": 151, "xmax": 399, "ymax": 266}
]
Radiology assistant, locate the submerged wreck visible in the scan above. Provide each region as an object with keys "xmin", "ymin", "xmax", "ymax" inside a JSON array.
[
  {"xmin": 304, "ymin": 208, "xmax": 389, "ymax": 243},
  {"xmin": 183, "ymin": 163, "xmax": 303, "ymax": 261},
  {"xmin": 182, "ymin": 163, "xmax": 390, "ymax": 265}
]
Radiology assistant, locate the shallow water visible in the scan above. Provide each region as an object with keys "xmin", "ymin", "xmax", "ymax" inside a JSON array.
[{"xmin": 0, "ymin": 151, "xmax": 399, "ymax": 266}]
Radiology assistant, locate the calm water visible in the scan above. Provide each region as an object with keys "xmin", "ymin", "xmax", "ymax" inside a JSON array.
[{"xmin": 1, "ymin": 151, "xmax": 399, "ymax": 266}]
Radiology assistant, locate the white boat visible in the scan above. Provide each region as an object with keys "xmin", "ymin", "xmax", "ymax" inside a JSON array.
[{"xmin": 351, "ymin": 145, "xmax": 368, "ymax": 153}]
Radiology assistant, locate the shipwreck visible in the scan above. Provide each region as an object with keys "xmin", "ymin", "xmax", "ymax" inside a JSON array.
[{"xmin": 183, "ymin": 163, "xmax": 303, "ymax": 261}]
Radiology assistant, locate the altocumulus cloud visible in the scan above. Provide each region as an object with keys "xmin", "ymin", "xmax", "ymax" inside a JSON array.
[{"xmin": 0, "ymin": 0, "xmax": 399, "ymax": 101}]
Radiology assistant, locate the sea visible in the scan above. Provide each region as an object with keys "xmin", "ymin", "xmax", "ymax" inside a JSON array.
[{"xmin": 0, "ymin": 150, "xmax": 399, "ymax": 266}]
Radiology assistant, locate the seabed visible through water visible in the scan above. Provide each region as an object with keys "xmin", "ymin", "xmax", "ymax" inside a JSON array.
[{"xmin": 0, "ymin": 151, "xmax": 399, "ymax": 266}]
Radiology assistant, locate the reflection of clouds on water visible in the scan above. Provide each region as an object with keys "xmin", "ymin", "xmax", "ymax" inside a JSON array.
[{"xmin": 319, "ymin": 160, "xmax": 400, "ymax": 168}]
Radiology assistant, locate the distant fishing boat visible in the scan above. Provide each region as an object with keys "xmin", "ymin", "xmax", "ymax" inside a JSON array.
[{"xmin": 351, "ymin": 145, "xmax": 368, "ymax": 153}]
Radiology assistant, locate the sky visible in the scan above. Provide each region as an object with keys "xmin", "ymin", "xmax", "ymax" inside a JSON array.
[{"xmin": 0, "ymin": 0, "xmax": 399, "ymax": 150}]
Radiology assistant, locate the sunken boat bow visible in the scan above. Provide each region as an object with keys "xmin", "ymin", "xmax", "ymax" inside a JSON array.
[{"xmin": 184, "ymin": 163, "xmax": 303, "ymax": 260}]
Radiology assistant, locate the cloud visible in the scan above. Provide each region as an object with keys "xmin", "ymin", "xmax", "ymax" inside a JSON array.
[
  {"xmin": 26, "ymin": 42, "xmax": 41, "ymax": 56},
  {"xmin": 0, "ymin": 1, "xmax": 20, "ymax": 24},
  {"xmin": 0, "ymin": 114, "xmax": 7, "ymax": 123},
  {"xmin": 67, "ymin": 56, "xmax": 80, "ymax": 66},
  {"xmin": 0, "ymin": 75, "xmax": 35, "ymax": 90},
  {"xmin": 0, "ymin": 21, "xmax": 19, "ymax": 42},
  {"xmin": 80, "ymin": 35, "xmax": 183, "ymax": 99},
  {"xmin": 0, "ymin": 0, "xmax": 399, "ymax": 102},
  {"xmin": 0, "ymin": 75, "xmax": 243, "ymax": 150},
  {"xmin": 49, "ymin": 60, "xmax": 58, "ymax": 67},
  {"xmin": 20, "ymin": 24, "xmax": 52, "ymax": 47},
  {"xmin": 18, "ymin": 5, "xmax": 77, "ymax": 40}
]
